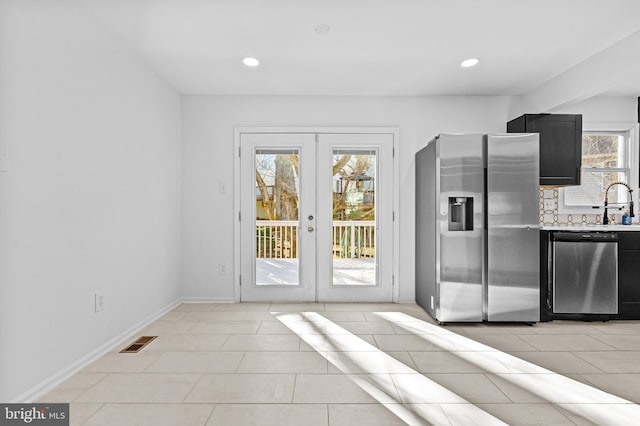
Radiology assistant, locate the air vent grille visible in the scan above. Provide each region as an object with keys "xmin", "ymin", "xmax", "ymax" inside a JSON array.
[{"xmin": 120, "ymin": 336, "xmax": 157, "ymax": 353}]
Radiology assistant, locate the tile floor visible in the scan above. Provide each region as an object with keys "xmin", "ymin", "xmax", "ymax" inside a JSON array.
[{"xmin": 39, "ymin": 303, "xmax": 640, "ymax": 425}]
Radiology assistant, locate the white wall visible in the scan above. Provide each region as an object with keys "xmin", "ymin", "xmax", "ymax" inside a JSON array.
[
  {"xmin": 181, "ymin": 94, "xmax": 638, "ymax": 302},
  {"xmin": 181, "ymin": 95, "xmax": 512, "ymax": 302},
  {"xmin": 0, "ymin": 1, "xmax": 182, "ymax": 401},
  {"xmin": 552, "ymin": 96, "xmax": 638, "ymax": 125},
  {"xmin": 509, "ymin": 94, "xmax": 638, "ymax": 124}
]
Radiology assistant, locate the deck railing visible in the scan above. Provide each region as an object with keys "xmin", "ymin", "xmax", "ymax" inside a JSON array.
[{"xmin": 256, "ymin": 220, "xmax": 375, "ymax": 259}]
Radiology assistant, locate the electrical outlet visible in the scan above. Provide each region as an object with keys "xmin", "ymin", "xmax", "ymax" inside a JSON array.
[
  {"xmin": 218, "ymin": 263, "xmax": 229, "ymax": 275},
  {"xmin": 94, "ymin": 291, "xmax": 104, "ymax": 312},
  {"xmin": 544, "ymin": 199, "xmax": 555, "ymax": 210}
]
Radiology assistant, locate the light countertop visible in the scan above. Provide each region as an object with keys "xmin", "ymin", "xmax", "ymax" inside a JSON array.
[{"xmin": 541, "ymin": 224, "xmax": 640, "ymax": 231}]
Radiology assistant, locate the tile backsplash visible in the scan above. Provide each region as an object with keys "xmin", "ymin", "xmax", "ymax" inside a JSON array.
[{"xmin": 539, "ymin": 188, "xmax": 603, "ymax": 225}]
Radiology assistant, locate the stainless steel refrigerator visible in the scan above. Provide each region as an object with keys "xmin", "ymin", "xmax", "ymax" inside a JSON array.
[{"xmin": 415, "ymin": 133, "xmax": 540, "ymax": 323}]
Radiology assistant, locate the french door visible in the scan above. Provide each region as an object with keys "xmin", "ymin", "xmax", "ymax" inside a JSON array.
[{"xmin": 239, "ymin": 132, "xmax": 394, "ymax": 302}]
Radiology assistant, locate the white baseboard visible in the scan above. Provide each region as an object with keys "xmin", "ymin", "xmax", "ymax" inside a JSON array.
[
  {"xmin": 12, "ymin": 297, "xmax": 183, "ymax": 403},
  {"xmin": 181, "ymin": 297, "xmax": 235, "ymax": 303}
]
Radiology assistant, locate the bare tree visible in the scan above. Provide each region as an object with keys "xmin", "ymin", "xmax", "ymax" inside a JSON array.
[
  {"xmin": 332, "ymin": 154, "xmax": 374, "ymax": 220},
  {"xmin": 255, "ymin": 169, "xmax": 275, "ymax": 220},
  {"xmin": 274, "ymin": 155, "xmax": 298, "ymax": 220},
  {"xmin": 255, "ymin": 154, "xmax": 299, "ymax": 220}
]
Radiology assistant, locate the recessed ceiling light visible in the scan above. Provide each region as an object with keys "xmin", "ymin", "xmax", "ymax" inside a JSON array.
[
  {"xmin": 460, "ymin": 58, "xmax": 479, "ymax": 68},
  {"xmin": 242, "ymin": 57, "xmax": 260, "ymax": 67},
  {"xmin": 314, "ymin": 24, "xmax": 331, "ymax": 35}
]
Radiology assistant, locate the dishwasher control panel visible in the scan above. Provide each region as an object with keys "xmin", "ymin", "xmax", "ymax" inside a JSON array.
[{"xmin": 553, "ymin": 232, "xmax": 619, "ymax": 242}]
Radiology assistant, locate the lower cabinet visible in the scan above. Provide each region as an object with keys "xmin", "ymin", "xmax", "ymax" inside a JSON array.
[
  {"xmin": 540, "ymin": 231, "xmax": 552, "ymax": 322},
  {"xmin": 617, "ymin": 234, "xmax": 640, "ymax": 319}
]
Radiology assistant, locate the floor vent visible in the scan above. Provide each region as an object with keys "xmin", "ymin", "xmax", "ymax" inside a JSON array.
[{"xmin": 120, "ymin": 336, "xmax": 157, "ymax": 353}]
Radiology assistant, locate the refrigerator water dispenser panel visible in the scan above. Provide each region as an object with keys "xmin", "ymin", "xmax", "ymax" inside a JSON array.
[{"xmin": 448, "ymin": 197, "xmax": 474, "ymax": 231}]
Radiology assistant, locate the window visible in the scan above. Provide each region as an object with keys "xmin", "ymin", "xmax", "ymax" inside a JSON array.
[{"xmin": 560, "ymin": 124, "xmax": 638, "ymax": 213}]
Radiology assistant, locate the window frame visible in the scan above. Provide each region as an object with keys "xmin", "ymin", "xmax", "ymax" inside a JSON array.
[{"xmin": 558, "ymin": 122, "xmax": 639, "ymax": 215}]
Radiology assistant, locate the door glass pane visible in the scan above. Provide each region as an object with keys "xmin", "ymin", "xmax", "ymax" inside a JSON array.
[
  {"xmin": 255, "ymin": 149, "xmax": 299, "ymax": 285},
  {"xmin": 332, "ymin": 149, "xmax": 377, "ymax": 285}
]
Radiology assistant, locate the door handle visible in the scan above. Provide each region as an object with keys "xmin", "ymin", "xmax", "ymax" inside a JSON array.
[{"xmin": 307, "ymin": 227, "xmax": 314, "ymax": 232}]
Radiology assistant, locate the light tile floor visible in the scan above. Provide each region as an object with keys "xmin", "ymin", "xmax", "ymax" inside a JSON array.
[{"xmin": 39, "ymin": 303, "xmax": 640, "ymax": 425}]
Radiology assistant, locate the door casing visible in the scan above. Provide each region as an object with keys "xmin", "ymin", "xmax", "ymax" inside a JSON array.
[{"xmin": 233, "ymin": 127, "xmax": 400, "ymax": 302}]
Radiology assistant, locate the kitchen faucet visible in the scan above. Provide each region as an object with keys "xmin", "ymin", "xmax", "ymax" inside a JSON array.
[{"xmin": 603, "ymin": 181, "xmax": 635, "ymax": 224}]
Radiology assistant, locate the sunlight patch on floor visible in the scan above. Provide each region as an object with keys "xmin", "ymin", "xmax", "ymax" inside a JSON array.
[
  {"xmin": 374, "ymin": 311, "xmax": 640, "ymax": 425},
  {"xmin": 276, "ymin": 311, "xmax": 507, "ymax": 425}
]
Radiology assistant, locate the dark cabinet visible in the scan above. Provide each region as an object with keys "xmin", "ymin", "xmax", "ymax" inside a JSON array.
[
  {"xmin": 617, "ymin": 233, "xmax": 640, "ymax": 319},
  {"xmin": 540, "ymin": 231, "xmax": 552, "ymax": 322},
  {"xmin": 507, "ymin": 114, "xmax": 582, "ymax": 186}
]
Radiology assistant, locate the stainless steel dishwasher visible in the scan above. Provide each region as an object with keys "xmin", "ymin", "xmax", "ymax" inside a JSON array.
[{"xmin": 552, "ymin": 232, "xmax": 618, "ymax": 314}]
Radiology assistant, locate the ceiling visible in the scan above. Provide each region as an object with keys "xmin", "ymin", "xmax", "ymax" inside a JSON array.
[{"xmin": 80, "ymin": 0, "xmax": 640, "ymax": 101}]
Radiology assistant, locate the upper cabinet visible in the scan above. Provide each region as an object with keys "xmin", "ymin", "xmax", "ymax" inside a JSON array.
[{"xmin": 507, "ymin": 114, "xmax": 582, "ymax": 186}]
